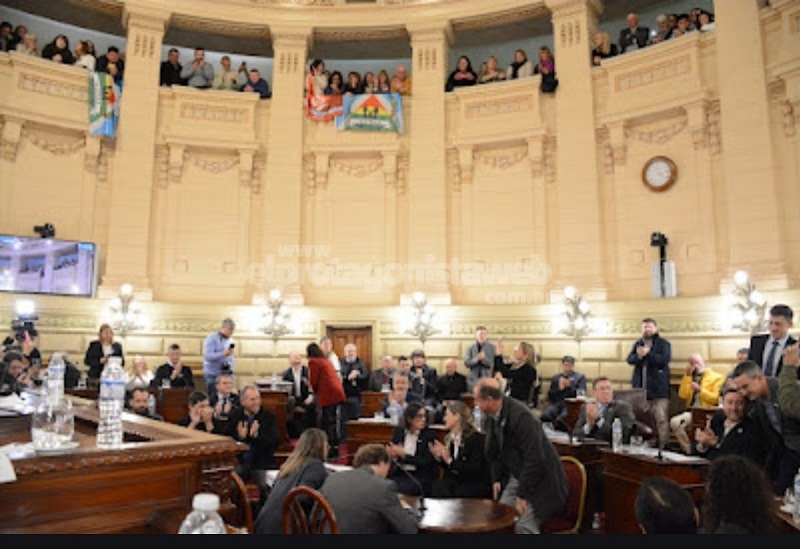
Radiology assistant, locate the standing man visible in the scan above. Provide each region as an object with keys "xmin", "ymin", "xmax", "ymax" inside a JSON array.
[
  {"xmin": 540, "ymin": 355, "xmax": 587, "ymax": 424},
  {"xmin": 203, "ymin": 318, "xmax": 235, "ymax": 402},
  {"xmin": 626, "ymin": 317, "xmax": 671, "ymax": 448},
  {"xmin": 410, "ymin": 349, "xmax": 439, "ymax": 413},
  {"xmin": 180, "ymin": 46, "xmax": 214, "ymax": 89},
  {"xmin": 473, "ymin": 377, "xmax": 567, "ymax": 534},
  {"xmin": 748, "ymin": 304, "xmax": 796, "ymax": 378},
  {"xmin": 159, "ymin": 47, "xmax": 185, "ymax": 87},
  {"xmin": 669, "ymin": 353, "xmax": 725, "ymax": 453},
  {"xmin": 319, "ymin": 335, "xmax": 341, "ymax": 377},
  {"xmin": 464, "ymin": 325, "xmax": 496, "ymax": 392},
  {"xmin": 618, "ymin": 12, "xmax": 650, "ymax": 53},
  {"xmin": 339, "ymin": 342, "xmax": 368, "ymax": 428}
]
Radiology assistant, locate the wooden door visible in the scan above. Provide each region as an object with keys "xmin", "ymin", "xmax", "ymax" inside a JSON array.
[{"xmin": 326, "ymin": 326, "xmax": 372, "ymax": 371}]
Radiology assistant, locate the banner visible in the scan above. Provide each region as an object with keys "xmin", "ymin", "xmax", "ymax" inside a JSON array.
[
  {"xmin": 334, "ymin": 93, "xmax": 404, "ymax": 133},
  {"xmin": 88, "ymin": 71, "xmax": 120, "ymax": 139}
]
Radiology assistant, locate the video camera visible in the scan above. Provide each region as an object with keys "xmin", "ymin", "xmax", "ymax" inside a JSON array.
[{"xmin": 11, "ymin": 316, "xmax": 38, "ymax": 343}]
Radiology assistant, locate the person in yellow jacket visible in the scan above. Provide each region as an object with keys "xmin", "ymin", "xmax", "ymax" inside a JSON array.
[{"xmin": 670, "ymin": 353, "xmax": 725, "ymax": 453}]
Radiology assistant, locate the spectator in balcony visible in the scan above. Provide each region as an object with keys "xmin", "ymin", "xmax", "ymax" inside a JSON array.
[
  {"xmin": 212, "ymin": 55, "xmax": 242, "ymax": 91},
  {"xmin": 180, "ymin": 46, "xmax": 214, "ymax": 89},
  {"xmin": 689, "ymin": 7, "xmax": 704, "ymax": 31},
  {"xmin": 15, "ymin": 32, "xmax": 38, "ymax": 57},
  {"xmin": 41, "ymin": 34, "xmax": 75, "ymax": 65},
  {"xmin": 478, "ymin": 55, "xmax": 506, "ymax": 84},
  {"xmin": 325, "ymin": 70, "xmax": 344, "ymax": 95},
  {"xmin": 0, "ymin": 21, "xmax": 12, "ymax": 52},
  {"xmin": 160, "ymin": 47, "xmax": 186, "ymax": 87},
  {"xmin": 74, "ymin": 40, "xmax": 96, "ymax": 71},
  {"xmin": 446, "ymin": 55, "xmax": 478, "ymax": 92},
  {"xmin": 390, "ymin": 64, "xmax": 412, "ymax": 96},
  {"xmin": 534, "ymin": 45, "xmax": 558, "ymax": 93},
  {"xmin": 650, "ymin": 14, "xmax": 672, "ymax": 45},
  {"xmin": 591, "ymin": 30, "xmax": 618, "ymax": 66},
  {"xmin": 362, "ymin": 71, "xmax": 376, "ymax": 94},
  {"xmin": 9, "ymin": 24, "xmax": 26, "ymax": 51},
  {"xmin": 375, "ymin": 69, "xmax": 391, "ymax": 94},
  {"xmin": 698, "ymin": 10, "xmax": 715, "ymax": 33},
  {"xmin": 85, "ymin": 40, "xmax": 97, "ymax": 59},
  {"xmin": 670, "ymin": 13, "xmax": 693, "ymax": 39},
  {"xmin": 506, "ymin": 48, "xmax": 533, "ymax": 80},
  {"xmin": 618, "ymin": 12, "xmax": 650, "ymax": 53},
  {"xmin": 241, "ymin": 68, "xmax": 271, "ymax": 98},
  {"xmin": 96, "ymin": 46, "xmax": 125, "ymax": 84},
  {"xmin": 343, "ymin": 70, "xmax": 364, "ymax": 95}
]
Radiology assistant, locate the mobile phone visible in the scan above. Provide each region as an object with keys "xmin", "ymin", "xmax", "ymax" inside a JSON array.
[{"xmin": 230, "ymin": 343, "xmax": 235, "ymax": 349}]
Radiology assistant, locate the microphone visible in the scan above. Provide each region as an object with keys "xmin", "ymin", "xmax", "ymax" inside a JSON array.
[
  {"xmin": 392, "ymin": 457, "xmax": 426, "ymax": 514},
  {"xmin": 655, "ymin": 428, "xmax": 664, "ymax": 461}
]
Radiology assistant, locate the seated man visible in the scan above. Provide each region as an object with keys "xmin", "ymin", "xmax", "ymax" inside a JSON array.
[
  {"xmin": 382, "ymin": 372, "xmax": 422, "ymax": 421},
  {"xmin": 540, "ymin": 355, "xmax": 587, "ymax": 424},
  {"xmin": 435, "ymin": 357, "xmax": 468, "ymax": 423},
  {"xmin": 282, "ymin": 350, "xmax": 317, "ymax": 438},
  {"xmin": 669, "ymin": 353, "xmax": 724, "ymax": 453},
  {"xmin": 319, "ymin": 443, "xmax": 419, "ymax": 533},
  {"xmin": 152, "ymin": 343, "xmax": 195, "ymax": 389},
  {"xmin": 240, "ymin": 69, "xmax": 271, "ymax": 98},
  {"xmin": 368, "ymin": 354, "xmax": 396, "ymax": 392},
  {"xmin": 572, "ymin": 376, "xmax": 635, "ymax": 444},
  {"xmin": 177, "ymin": 390, "xmax": 224, "ymax": 433},
  {"xmin": 209, "ymin": 373, "xmax": 239, "ymax": 427},
  {"xmin": 125, "ymin": 386, "xmax": 164, "ymax": 421}
]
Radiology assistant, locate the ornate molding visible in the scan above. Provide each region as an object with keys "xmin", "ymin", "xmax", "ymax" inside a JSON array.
[
  {"xmin": 475, "ymin": 144, "xmax": 527, "ymax": 170},
  {"xmin": 624, "ymin": 115, "xmax": 687, "ymax": 145},
  {"xmin": 615, "ymin": 55, "xmax": 692, "ymax": 92},
  {"xmin": 462, "ymin": 94, "xmax": 535, "ymax": 119},
  {"xmin": 330, "ymin": 156, "xmax": 383, "ymax": 177},
  {"xmin": 17, "ymin": 72, "xmax": 88, "ymax": 102},
  {"xmin": 1, "ymin": 118, "xmax": 23, "ymax": 162},
  {"xmin": 180, "ymin": 103, "xmax": 249, "ymax": 124},
  {"xmin": 22, "ymin": 127, "xmax": 85, "ymax": 155}
]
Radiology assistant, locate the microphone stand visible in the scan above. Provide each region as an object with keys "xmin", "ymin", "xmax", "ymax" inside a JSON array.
[
  {"xmin": 655, "ymin": 429, "xmax": 664, "ymax": 461},
  {"xmin": 393, "ymin": 458, "xmax": 426, "ymax": 515}
]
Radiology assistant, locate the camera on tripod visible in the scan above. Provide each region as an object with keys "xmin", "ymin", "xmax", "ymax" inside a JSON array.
[{"xmin": 9, "ymin": 300, "xmax": 38, "ymax": 344}]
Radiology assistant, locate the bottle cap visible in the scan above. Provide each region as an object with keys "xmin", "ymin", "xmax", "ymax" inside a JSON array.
[{"xmin": 192, "ymin": 492, "xmax": 220, "ymax": 511}]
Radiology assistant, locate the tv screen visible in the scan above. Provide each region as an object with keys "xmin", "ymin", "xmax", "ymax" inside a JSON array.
[{"xmin": 0, "ymin": 234, "xmax": 98, "ymax": 297}]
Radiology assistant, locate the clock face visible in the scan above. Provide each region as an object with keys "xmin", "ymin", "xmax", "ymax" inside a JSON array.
[{"xmin": 642, "ymin": 156, "xmax": 677, "ymax": 191}]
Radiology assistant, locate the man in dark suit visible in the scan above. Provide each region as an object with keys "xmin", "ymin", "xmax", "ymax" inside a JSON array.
[
  {"xmin": 282, "ymin": 350, "xmax": 316, "ymax": 437},
  {"xmin": 151, "ymin": 343, "xmax": 195, "ymax": 388},
  {"xmin": 619, "ymin": 12, "xmax": 651, "ymax": 53},
  {"xmin": 474, "ymin": 377, "xmax": 568, "ymax": 533},
  {"xmin": 464, "ymin": 325, "xmax": 496, "ymax": 391},
  {"xmin": 540, "ymin": 355, "xmax": 587, "ymax": 424},
  {"xmin": 319, "ymin": 443, "xmax": 419, "ymax": 533},
  {"xmin": 626, "ymin": 317, "xmax": 671, "ymax": 447},
  {"xmin": 748, "ymin": 303, "xmax": 796, "ymax": 377},
  {"xmin": 572, "ymin": 376, "xmax": 635, "ymax": 444}
]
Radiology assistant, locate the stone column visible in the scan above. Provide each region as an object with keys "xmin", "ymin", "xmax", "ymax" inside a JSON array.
[
  {"xmin": 98, "ymin": 1, "xmax": 171, "ymax": 299},
  {"xmin": 715, "ymin": 0, "xmax": 787, "ymax": 289},
  {"xmin": 260, "ymin": 26, "xmax": 312, "ymax": 305},
  {"xmin": 545, "ymin": 0, "xmax": 607, "ymax": 299},
  {"xmin": 404, "ymin": 22, "xmax": 452, "ymax": 303}
]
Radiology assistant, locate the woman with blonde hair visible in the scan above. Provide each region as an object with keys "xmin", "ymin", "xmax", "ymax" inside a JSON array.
[
  {"xmin": 591, "ymin": 30, "xmax": 618, "ymax": 66},
  {"xmin": 84, "ymin": 323, "xmax": 125, "ymax": 380},
  {"xmin": 493, "ymin": 339, "xmax": 540, "ymax": 407},
  {"xmin": 124, "ymin": 355, "xmax": 154, "ymax": 392},
  {"xmin": 253, "ymin": 427, "xmax": 330, "ymax": 534},
  {"xmin": 15, "ymin": 32, "xmax": 38, "ymax": 56}
]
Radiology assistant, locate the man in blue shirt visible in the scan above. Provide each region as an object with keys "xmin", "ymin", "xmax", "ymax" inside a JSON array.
[
  {"xmin": 241, "ymin": 69, "xmax": 272, "ymax": 99},
  {"xmin": 203, "ymin": 318, "xmax": 235, "ymax": 401}
]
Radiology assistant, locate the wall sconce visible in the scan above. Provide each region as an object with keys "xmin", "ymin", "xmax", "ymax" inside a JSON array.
[
  {"xmin": 555, "ymin": 286, "xmax": 593, "ymax": 341},
  {"xmin": 260, "ymin": 288, "xmax": 293, "ymax": 344},
  {"xmin": 723, "ymin": 270, "xmax": 767, "ymax": 334},
  {"xmin": 404, "ymin": 292, "xmax": 440, "ymax": 345},
  {"xmin": 109, "ymin": 283, "xmax": 142, "ymax": 337}
]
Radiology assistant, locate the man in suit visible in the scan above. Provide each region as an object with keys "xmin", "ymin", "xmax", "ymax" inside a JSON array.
[
  {"xmin": 409, "ymin": 349, "xmax": 439, "ymax": 412},
  {"xmin": 474, "ymin": 377, "xmax": 568, "ymax": 534},
  {"xmin": 282, "ymin": 350, "xmax": 316, "ymax": 437},
  {"xmin": 319, "ymin": 443, "xmax": 419, "ymax": 533},
  {"xmin": 626, "ymin": 317, "xmax": 671, "ymax": 447},
  {"xmin": 464, "ymin": 325, "xmax": 496, "ymax": 392},
  {"xmin": 572, "ymin": 376, "xmax": 635, "ymax": 444},
  {"xmin": 540, "ymin": 355, "xmax": 587, "ymax": 424},
  {"xmin": 748, "ymin": 303, "xmax": 796, "ymax": 378},
  {"xmin": 152, "ymin": 343, "xmax": 195, "ymax": 389},
  {"xmin": 368, "ymin": 354, "xmax": 397, "ymax": 392},
  {"xmin": 618, "ymin": 12, "xmax": 651, "ymax": 53}
]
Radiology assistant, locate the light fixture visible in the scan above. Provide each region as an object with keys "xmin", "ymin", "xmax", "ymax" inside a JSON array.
[
  {"xmin": 109, "ymin": 283, "xmax": 142, "ymax": 337},
  {"xmin": 260, "ymin": 288, "xmax": 293, "ymax": 344},
  {"xmin": 723, "ymin": 270, "xmax": 767, "ymax": 334},
  {"xmin": 404, "ymin": 292, "xmax": 440, "ymax": 345},
  {"xmin": 556, "ymin": 286, "xmax": 593, "ymax": 341}
]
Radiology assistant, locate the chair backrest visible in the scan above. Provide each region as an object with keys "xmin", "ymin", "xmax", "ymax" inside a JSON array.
[
  {"xmin": 541, "ymin": 455, "xmax": 587, "ymax": 534},
  {"xmin": 229, "ymin": 470, "xmax": 255, "ymax": 534},
  {"xmin": 613, "ymin": 387, "xmax": 656, "ymax": 438},
  {"xmin": 281, "ymin": 485, "xmax": 339, "ymax": 534}
]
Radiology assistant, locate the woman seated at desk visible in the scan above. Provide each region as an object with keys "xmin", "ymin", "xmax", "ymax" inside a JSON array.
[
  {"xmin": 382, "ymin": 372, "xmax": 422, "ymax": 421},
  {"xmin": 387, "ymin": 401, "xmax": 438, "ymax": 497},
  {"xmin": 429, "ymin": 400, "xmax": 491, "ymax": 498}
]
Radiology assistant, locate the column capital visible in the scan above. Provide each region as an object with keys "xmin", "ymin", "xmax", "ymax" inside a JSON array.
[
  {"xmin": 406, "ymin": 21, "xmax": 454, "ymax": 46},
  {"xmin": 122, "ymin": 0, "xmax": 172, "ymax": 32},
  {"xmin": 269, "ymin": 25, "xmax": 314, "ymax": 52},
  {"xmin": 544, "ymin": 0, "xmax": 604, "ymax": 18}
]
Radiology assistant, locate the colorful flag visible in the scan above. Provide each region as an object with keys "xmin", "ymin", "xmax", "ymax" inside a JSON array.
[
  {"xmin": 305, "ymin": 73, "xmax": 344, "ymax": 122},
  {"xmin": 334, "ymin": 93, "xmax": 404, "ymax": 133},
  {"xmin": 88, "ymin": 71, "xmax": 120, "ymax": 139}
]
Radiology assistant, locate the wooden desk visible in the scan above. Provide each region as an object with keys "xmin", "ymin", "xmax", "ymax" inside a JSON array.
[
  {"xmin": 67, "ymin": 387, "xmax": 194, "ymax": 424},
  {"xmin": 549, "ymin": 434, "xmax": 607, "ymax": 532},
  {"xmin": 360, "ymin": 391, "xmax": 387, "ymax": 418},
  {"xmin": 257, "ymin": 389, "xmax": 292, "ymax": 451},
  {"xmin": 346, "ymin": 419, "xmax": 447, "ymax": 460},
  {"xmin": 602, "ymin": 448, "xmax": 709, "ymax": 534},
  {"xmin": 0, "ymin": 395, "xmax": 244, "ymax": 533},
  {"xmin": 404, "ymin": 497, "xmax": 517, "ymax": 534}
]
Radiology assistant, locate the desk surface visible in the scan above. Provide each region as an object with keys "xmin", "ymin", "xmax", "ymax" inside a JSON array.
[{"xmin": 404, "ymin": 497, "xmax": 518, "ymax": 534}]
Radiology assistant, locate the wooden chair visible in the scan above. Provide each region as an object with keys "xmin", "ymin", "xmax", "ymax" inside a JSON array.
[
  {"xmin": 540, "ymin": 455, "xmax": 587, "ymax": 534},
  {"xmin": 613, "ymin": 388, "xmax": 657, "ymax": 441},
  {"xmin": 229, "ymin": 470, "xmax": 255, "ymax": 534},
  {"xmin": 281, "ymin": 485, "xmax": 339, "ymax": 534}
]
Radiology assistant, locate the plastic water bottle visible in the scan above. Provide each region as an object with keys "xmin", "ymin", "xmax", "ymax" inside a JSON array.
[
  {"xmin": 178, "ymin": 493, "xmax": 227, "ymax": 534},
  {"xmin": 46, "ymin": 353, "xmax": 65, "ymax": 405},
  {"xmin": 793, "ymin": 469, "xmax": 800, "ymax": 525},
  {"xmin": 473, "ymin": 404, "xmax": 484, "ymax": 431},
  {"xmin": 147, "ymin": 393, "xmax": 157, "ymax": 417},
  {"xmin": 96, "ymin": 356, "xmax": 125, "ymax": 448},
  {"xmin": 612, "ymin": 417, "xmax": 623, "ymax": 453}
]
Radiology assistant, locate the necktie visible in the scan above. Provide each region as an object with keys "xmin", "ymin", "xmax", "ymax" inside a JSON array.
[{"xmin": 764, "ymin": 340, "xmax": 780, "ymax": 376}]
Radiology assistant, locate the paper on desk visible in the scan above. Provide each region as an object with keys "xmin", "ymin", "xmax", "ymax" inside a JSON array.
[
  {"xmin": 0, "ymin": 393, "xmax": 26, "ymax": 413},
  {"xmin": 0, "ymin": 452, "xmax": 17, "ymax": 483}
]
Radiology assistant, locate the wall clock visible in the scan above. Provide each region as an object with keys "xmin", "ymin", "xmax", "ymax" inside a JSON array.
[{"xmin": 642, "ymin": 155, "xmax": 677, "ymax": 192}]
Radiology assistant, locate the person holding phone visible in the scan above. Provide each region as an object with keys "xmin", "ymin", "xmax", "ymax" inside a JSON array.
[{"xmin": 203, "ymin": 318, "xmax": 236, "ymax": 401}]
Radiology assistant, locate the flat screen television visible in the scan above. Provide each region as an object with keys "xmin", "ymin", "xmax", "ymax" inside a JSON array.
[{"xmin": 0, "ymin": 234, "xmax": 98, "ymax": 297}]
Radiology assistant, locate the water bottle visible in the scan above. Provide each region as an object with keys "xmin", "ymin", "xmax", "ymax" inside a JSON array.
[
  {"xmin": 47, "ymin": 353, "xmax": 66, "ymax": 405},
  {"xmin": 147, "ymin": 393, "xmax": 157, "ymax": 417},
  {"xmin": 793, "ymin": 469, "xmax": 800, "ymax": 525},
  {"xmin": 97, "ymin": 356, "xmax": 125, "ymax": 448},
  {"xmin": 612, "ymin": 417, "xmax": 623, "ymax": 453},
  {"xmin": 178, "ymin": 493, "xmax": 227, "ymax": 534},
  {"xmin": 473, "ymin": 404, "xmax": 484, "ymax": 431}
]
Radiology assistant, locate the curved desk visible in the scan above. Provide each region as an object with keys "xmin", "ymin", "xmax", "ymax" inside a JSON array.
[{"xmin": 406, "ymin": 497, "xmax": 518, "ymax": 534}]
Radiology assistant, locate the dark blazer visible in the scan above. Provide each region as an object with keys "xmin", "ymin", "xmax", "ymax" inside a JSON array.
[
  {"xmin": 225, "ymin": 405, "xmax": 280, "ymax": 470},
  {"xmin": 409, "ymin": 364, "xmax": 439, "ymax": 407},
  {"xmin": 748, "ymin": 333, "xmax": 798, "ymax": 377},
  {"xmin": 320, "ymin": 465, "xmax": 419, "ymax": 534},
  {"xmin": 690, "ymin": 410, "xmax": 769, "ymax": 467},
  {"xmin": 389, "ymin": 425, "xmax": 438, "ymax": 497},
  {"xmin": 432, "ymin": 430, "xmax": 491, "ymax": 499},
  {"xmin": 254, "ymin": 459, "xmax": 328, "ymax": 534},
  {"xmin": 493, "ymin": 356, "xmax": 538, "ymax": 405},
  {"xmin": 572, "ymin": 399, "xmax": 635, "ymax": 444},
  {"xmin": 436, "ymin": 371, "xmax": 468, "ymax": 401},
  {"xmin": 151, "ymin": 363, "xmax": 195, "ymax": 388},
  {"xmin": 484, "ymin": 395, "xmax": 568, "ymax": 521},
  {"xmin": 626, "ymin": 334, "xmax": 671, "ymax": 399},
  {"xmin": 282, "ymin": 365, "xmax": 312, "ymax": 401},
  {"xmin": 618, "ymin": 26, "xmax": 650, "ymax": 53},
  {"xmin": 84, "ymin": 340, "xmax": 124, "ymax": 380}
]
